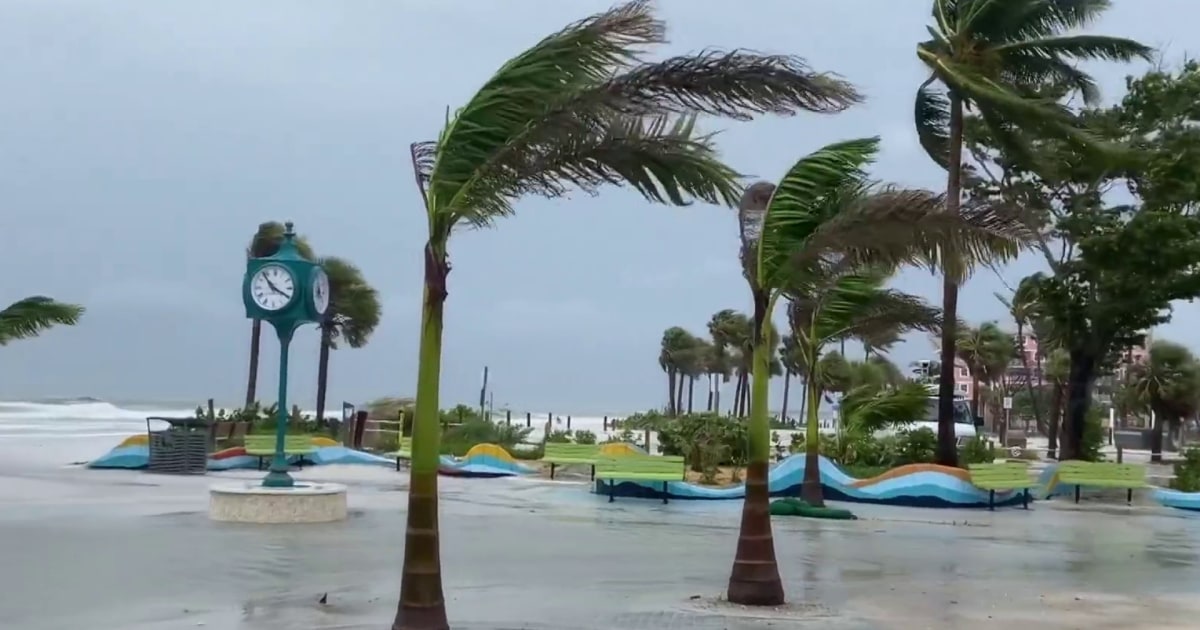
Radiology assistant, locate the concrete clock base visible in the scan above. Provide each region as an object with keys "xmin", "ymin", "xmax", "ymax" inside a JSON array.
[{"xmin": 208, "ymin": 481, "xmax": 348, "ymax": 524}]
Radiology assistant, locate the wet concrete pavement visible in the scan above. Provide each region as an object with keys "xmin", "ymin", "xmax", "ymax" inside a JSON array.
[{"xmin": 2, "ymin": 452, "xmax": 1200, "ymax": 629}]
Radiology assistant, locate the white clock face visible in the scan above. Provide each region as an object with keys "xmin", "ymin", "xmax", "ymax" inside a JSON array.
[
  {"xmin": 312, "ymin": 269, "xmax": 330, "ymax": 316},
  {"xmin": 250, "ymin": 264, "xmax": 295, "ymax": 311}
]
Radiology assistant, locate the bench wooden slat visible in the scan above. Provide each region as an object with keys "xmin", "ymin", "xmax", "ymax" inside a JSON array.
[
  {"xmin": 1057, "ymin": 460, "xmax": 1147, "ymax": 487},
  {"xmin": 385, "ymin": 436, "xmax": 413, "ymax": 457},
  {"xmin": 244, "ymin": 434, "xmax": 317, "ymax": 455},
  {"xmin": 541, "ymin": 443, "xmax": 600, "ymax": 464},
  {"xmin": 594, "ymin": 455, "xmax": 685, "ymax": 481},
  {"xmin": 968, "ymin": 463, "xmax": 1035, "ymax": 490}
]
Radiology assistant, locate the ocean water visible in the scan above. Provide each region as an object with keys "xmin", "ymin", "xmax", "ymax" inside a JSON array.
[
  {"xmin": 0, "ymin": 399, "xmax": 340, "ymax": 441},
  {"xmin": 0, "ymin": 399, "xmax": 627, "ymax": 443}
]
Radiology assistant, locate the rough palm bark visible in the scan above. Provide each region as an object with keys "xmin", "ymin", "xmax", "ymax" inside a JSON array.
[
  {"xmin": 726, "ymin": 291, "xmax": 784, "ymax": 606},
  {"xmin": 315, "ymin": 322, "xmax": 332, "ymax": 426},
  {"xmin": 934, "ymin": 93, "xmax": 964, "ymax": 467},
  {"xmin": 393, "ymin": 246, "xmax": 450, "ymax": 630},
  {"xmin": 245, "ymin": 319, "xmax": 262, "ymax": 407}
]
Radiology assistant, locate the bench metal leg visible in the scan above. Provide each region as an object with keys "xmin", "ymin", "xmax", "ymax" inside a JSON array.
[
  {"xmin": 1022, "ymin": 488, "xmax": 1029, "ymax": 510},
  {"xmin": 590, "ymin": 465, "xmax": 594, "ymax": 481},
  {"xmin": 988, "ymin": 490, "xmax": 995, "ymax": 511},
  {"xmin": 395, "ymin": 457, "xmax": 401, "ymax": 472},
  {"xmin": 1074, "ymin": 485, "xmax": 1081, "ymax": 504},
  {"xmin": 608, "ymin": 480, "xmax": 614, "ymax": 503},
  {"xmin": 550, "ymin": 463, "xmax": 556, "ymax": 480},
  {"xmin": 1127, "ymin": 488, "xmax": 1133, "ymax": 505},
  {"xmin": 662, "ymin": 481, "xmax": 669, "ymax": 505}
]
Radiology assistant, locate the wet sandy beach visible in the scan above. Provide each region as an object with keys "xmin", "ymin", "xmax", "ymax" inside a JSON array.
[{"xmin": 2, "ymin": 438, "xmax": 1199, "ymax": 629}]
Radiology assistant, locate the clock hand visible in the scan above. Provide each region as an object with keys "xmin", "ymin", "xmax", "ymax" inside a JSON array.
[{"xmin": 264, "ymin": 278, "xmax": 288, "ymax": 296}]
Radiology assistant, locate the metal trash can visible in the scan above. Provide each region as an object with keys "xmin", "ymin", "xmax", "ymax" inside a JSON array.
[{"xmin": 146, "ymin": 416, "xmax": 210, "ymax": 475}]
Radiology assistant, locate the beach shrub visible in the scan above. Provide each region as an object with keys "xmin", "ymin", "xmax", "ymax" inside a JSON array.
[
  {"xmin": 574, "ymin": 430, "xmax": 597, "ymax": 445},
  {"xmin": 656, "ymin": 413, "xmax": 747, "ymax": 469},
  {"xmin": 1170, "ymin": 448, "xmax": 1200, "ymax": 492},
  {"xmin": 959, "ymin": 436, "xmax": 997, "ymax": 465},
  {"xmin": 546, "ymin": 430, "xmax": 573, "ymax": 443},
  {"xmin": 439, "ymin": 416, "xmax": 533, "ymax": 456},
  {"xmin": 895, "ymin": 427, "xmax": 937, "ymax": 465}
]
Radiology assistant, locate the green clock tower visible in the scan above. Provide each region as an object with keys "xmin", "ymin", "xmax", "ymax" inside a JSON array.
[{"xmin": 242, "ymin": 222, "xmax": 329, "ymax": 488}]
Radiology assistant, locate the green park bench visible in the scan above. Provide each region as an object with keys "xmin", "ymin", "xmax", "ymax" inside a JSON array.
[
  {"xmin": 243, "ymin": 434, "xmax": 317, "ymax": 470},
  {"xmin": 385, "ymin": 436, "xmax": 413, "ymax": 471},
  {"xmin": 969, "ymin": 462, "xmax": 1035, "ymax": 510},
  {"xmin": 540, "ymin": 443, "xmax": 601, "ymax": 480},
  {"xmin": 595, "ymin": 455, "xmax": 686, "ymax": 504},
  {"xmin": 1057, "ymin": 460, "xmax": 1148, "ymax": 504}
]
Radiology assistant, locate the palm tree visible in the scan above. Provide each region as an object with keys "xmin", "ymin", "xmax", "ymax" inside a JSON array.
[
  {"xmin": 244, "ymin": 222, "xmax": 315, "ymax": 407},
  {"xmin": 707, "ymin": 309, "xmax": 742, "ymax": 414},
  {"xmin": 314, "ymin": 257, "xmax": 381, "ymax": 427},
  {"xmin": 955, "ymin": 322, "xmax": 1012, "ymax": 423},
  {"xmin": 790, "ymin": 271, "xmax": 941, "ymax": 507},
  {"xmin": 0, "ymin": 297, "xmax": 84, "ymax": 346},
  {"xmin": 659, "ymin": 326, "xmax": 693, "ymax": 415},
  {"xmin": 915, "ymin": 0, "xmax": 1151, "ymax": 465},
  {"xmin": 395, "ymin": 2, "xmax": 864, "ymax": 625},
  {"xmin": 1129, "ymin": 341, "xmax": 1200, "ymax": 463},
  {"xmin": 779, "ymin": 334, "xmax": 803, "ymax": 424},
  {"xmin": 680, "ymin": 338, "xmax": 710, "ymax": 414},
  {"xmin": 727, "ymin": 136, "xmax": 1026, "ymax": 605}
]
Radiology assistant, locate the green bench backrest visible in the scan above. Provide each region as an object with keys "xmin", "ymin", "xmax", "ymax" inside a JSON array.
[
  {"xmin": 968, "ymin": 463, "xmax": 1032, "ymax": 483},
  {"xmin": 1058, "ymin": 460, "xmax": 1145, "ymax": 481},
  {"xmin": 244, "ymin": 435, "xmax": 312, "ymax": 451},
  {"xmin": 543, "ymin": 443, "xmax": 599, "ymax": 459},
  {"xmin": 595, "ymin": 455, "xmax": 684, "ymax": 476},
  {"xmin": 398, "ymin": 436, "xmax": 412, "ymax": 450}
]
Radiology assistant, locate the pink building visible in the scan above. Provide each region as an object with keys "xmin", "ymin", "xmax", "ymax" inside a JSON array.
[{"xmin": 948, "ymin": 333, "xmax": 1150, "ymax": 404}]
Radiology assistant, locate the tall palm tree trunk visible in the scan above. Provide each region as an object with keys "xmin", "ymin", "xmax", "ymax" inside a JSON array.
[
  {"xmin": 687, "ymin": 377, "xmax": 695, "ymax": 414},
  {"xmin": 935, "ymin": 93, "xmax": 965, "ymax": 467},
  {"xmin": 666, "ymin": 369, "xmax": 677, "ymax": 416},
  {"xmin": 797, "ymin": 375, "xmax": 808, "ymax": 429},
  {"xmin": 245, "ymin": 319, "xmax": 263, "ymax": 407},
  {"xmin": 315, "ymin": 324, "xmax": 332, "ymax": 427},
  {"xmin": 801, "ymin": 365, "xmax": 824, "ymax": 506},
  {"xmin": 780, "ymin": 369, "xmax": 792, "ymax": 424},
  {"xmin": 706, "ymin": 374, "xmax": 715, "ymax": 412},
  {"xmin": 726, "ymin": 296, "xmax": 784, "ymax": 606},
  {"xmin": 394, "ymin": 245, "xmax": 450, "ymax": 630},
  {"xmin": 677, "ymin": 375, "xmax": 686, "ymax": 417}
]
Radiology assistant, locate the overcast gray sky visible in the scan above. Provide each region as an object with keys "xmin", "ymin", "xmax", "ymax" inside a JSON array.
[{"xmin": 1, "ymin": 1, "xmax": 1196, "ymax": 414}]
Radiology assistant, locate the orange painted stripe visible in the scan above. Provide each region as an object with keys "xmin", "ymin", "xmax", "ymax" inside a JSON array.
[{"xmin": 849, "ymin": 463, "xmax": 970, "ymax": 488}]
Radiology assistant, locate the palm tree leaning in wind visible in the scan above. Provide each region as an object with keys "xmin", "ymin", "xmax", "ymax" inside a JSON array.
[
  {"xmin": 915, "ymin": 0, "xmax": 1151, "ymax": 465},
  {"xmin": 393, "ymin": 1, "xmax": 863, "ymax": 626},
  {"xmin": 313, "ymin": 257, "xmax": 381, "ymax": 428},
  {"xmin": 0, "ymin": 297, "xmax": 84, "ymax": 346},
  {"xmin": 727, "ymin": 136, "xmax": 1027, "ymax": 605}
]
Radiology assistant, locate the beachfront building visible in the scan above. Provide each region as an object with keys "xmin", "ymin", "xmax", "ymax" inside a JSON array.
[{"xmin": 946, "ymin": 333, "xmax": 1150, "ymax": 410}]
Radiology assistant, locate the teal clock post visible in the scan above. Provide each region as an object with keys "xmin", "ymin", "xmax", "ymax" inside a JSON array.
[{"xmin": 242, "ymin": 222, "xmax": 330, "ymax": 488}]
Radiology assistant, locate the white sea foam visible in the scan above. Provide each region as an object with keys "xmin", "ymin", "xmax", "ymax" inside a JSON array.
[{"xmin": 0, "ymin": 399, "xmax": 332, "ymax": 440}]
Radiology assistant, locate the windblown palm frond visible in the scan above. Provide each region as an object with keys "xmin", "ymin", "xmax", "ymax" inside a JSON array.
[
  {"xmin": 422, "ymin": 0, "xmax": 863, "ymax": 239},
  {"xmin": 841, "ymin": 381, "xmax": 931, "ymax": 434},
  {"xmin": 320, "ymin": 257, "xmax": 382, "ymax": 350},
  {"xmin": 0, "ymin": 297, "xmax": 84, "ymax": 346},
  {"xmin": 789, "ymin": 270, "xmax": 940, "ymax": 353},
  {"xmin": 756, "ymin": 138, "xmax": 1032, "ymax": 288},
  {"xmin": 916, "ymin": 0, "xmax": 1153, "ymax": 169}
]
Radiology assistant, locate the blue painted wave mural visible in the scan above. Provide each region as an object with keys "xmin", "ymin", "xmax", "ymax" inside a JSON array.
[
  {"xmin": 596, "ymin": 454, "xmax": 1027, "ymax": 509},
  {"xmin": 1154, "ymin": 488, "xmax": 1200, "ymax": 512}
]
